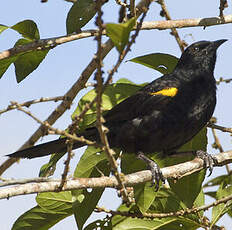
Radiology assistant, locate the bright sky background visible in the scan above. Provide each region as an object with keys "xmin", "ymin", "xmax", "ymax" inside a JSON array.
[{"xmin": 0, "ymin": 0, "xmax": 232, "ymax": 229}]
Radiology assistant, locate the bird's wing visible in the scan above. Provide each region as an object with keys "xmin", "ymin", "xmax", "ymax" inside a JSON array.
[{"xmin": 104, "ymin": 76, "xmax": 180, "ymax": 123}]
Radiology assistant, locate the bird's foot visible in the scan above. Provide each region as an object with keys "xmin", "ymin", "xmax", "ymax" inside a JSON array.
[
  {"xmin": 196, "ymin": 150, "xmax": 217, "ymax": 176},
  {"xmin": 137, "ymin": 152, "xmax": 165, "ymax": 191}
]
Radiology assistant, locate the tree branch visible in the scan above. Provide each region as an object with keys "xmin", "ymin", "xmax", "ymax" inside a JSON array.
[
  {"xmin": 0, "ymin": 150, "xmax": 231, "ymax": 200},
  {"xmin": 211, "ymin": 126, "xmax": 230, "ymax": 173},
  {"xmin": 219, "ymin": 0, "xmax": 228, "ymax": 17},
  {"xmin": 1, "ymin": 14, "xmax": 232, "ymax": 61},
  {"xmin": 207, "ymin": 123, "xmax": 232, "ymax": 134},
  {"xmin": 0, "ymin": 96, "xmax": 68, "ymax": 115},
  {"xmin": 141, "ymin": 14, "xmax": 232, "ymax": 30},
  {"xmin": 0, "ymin": 177, "xmax": 56, "ymax": 187}
]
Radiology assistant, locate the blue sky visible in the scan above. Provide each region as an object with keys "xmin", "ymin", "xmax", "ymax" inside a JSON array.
[{"xmin": 0, "ymin": 0, "xmax": 232, "ymax": 229}]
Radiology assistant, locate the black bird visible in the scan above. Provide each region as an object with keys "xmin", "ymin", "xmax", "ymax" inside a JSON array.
[{"xmin": 7, "ymin": 40, "xmax": 227, "ymax": 188}]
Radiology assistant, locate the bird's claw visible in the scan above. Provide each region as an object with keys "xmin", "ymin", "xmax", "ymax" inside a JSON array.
[
  {"xmin": 149, "ymin": 161, "xmax": 165, "ymax": 191},
  {"xmin": 196, "ymin": 150, "xmax": 217, "ymax": 176},
  {"xmin": 137, "ymin": 152, "xmax": 165, "ymax": 191}
]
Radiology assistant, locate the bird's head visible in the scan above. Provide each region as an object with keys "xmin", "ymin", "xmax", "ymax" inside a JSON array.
[{"xmin": 176, "ymin": 40, "xmax": 227, "ymax": 73}]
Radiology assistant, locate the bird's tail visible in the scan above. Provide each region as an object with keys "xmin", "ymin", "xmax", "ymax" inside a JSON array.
[
  {"xmin": 7, "ymin": 128, "xmax": 98, "ymax": 159},
  {"xmin": 6, "ymin": 138, "xmax": 85, "ymax": 159}
]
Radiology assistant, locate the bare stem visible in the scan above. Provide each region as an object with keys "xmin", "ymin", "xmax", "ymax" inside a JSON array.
[
  {"xmin": 157, "ymin": 0, "xmax": 185, "ymax": 52},
  {"xmin": 0, "ymin": 96, "xmax": 68, "ymax": 115},
  {"xmin": 95, "ymin": 192, "xmax": 232, "ymax": 219}
]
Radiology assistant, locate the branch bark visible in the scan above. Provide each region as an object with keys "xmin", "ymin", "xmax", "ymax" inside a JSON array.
[
  {"xmin": 0, "ymin": 15, "xmax": 232, "ymax": 61},
  {"xmin": 0, "ymin": 150, "xmax": 231, "ymax": 200}
]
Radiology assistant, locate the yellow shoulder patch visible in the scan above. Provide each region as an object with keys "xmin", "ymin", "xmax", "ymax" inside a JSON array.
[{"xmin": 150, "ymin": 87, "xmax": 178, "ymax": 97}]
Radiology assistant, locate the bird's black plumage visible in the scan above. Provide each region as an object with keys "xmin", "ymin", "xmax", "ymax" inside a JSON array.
[{"xmin": 7, "ymin": 40, "xmax": 227, "ymax": 185}]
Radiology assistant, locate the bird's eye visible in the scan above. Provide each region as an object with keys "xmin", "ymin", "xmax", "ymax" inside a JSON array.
[{"xmin": 194, "ymin": 47, "xmax": 200, "ymax": 52}]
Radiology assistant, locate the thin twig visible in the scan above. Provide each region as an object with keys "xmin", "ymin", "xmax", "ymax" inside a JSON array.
[
  {"xmin": 0, "ymin": 96, "xmax": 68, "ymax": 115},
  {"xmin": 216, "ymin": 77, "xmax": 232, "ymax": 85},
  {"xmin": 115, "ymin": 0, "xmax": 129, "ymax": 7},
  {"xmin": 211, "ymin": 127, "xmax": 230, "ymax": 174},
  {"xmin": 130, "ymin": 0, "xmax": 135, "ymax": 17},
  {"xmin": 58, "ymin": 142, "xmax": 74, "ymax": 190},
  {"xmin": 207, "ymin": 123, "xmax": 232, "ymax": 134},
  {"xmin": 95, "ymin": 0, "xmax": 132, "ymax": 204},
  {"xmin": 211, "ymin": 129, "xmax": 224, "ymax": 153},
  {"xmin": 64, "ymin": 0, "xmax": 77, "ymax": 3},
  {"xmin": 219, "ymin": 0, "xmax": 228, "ymax": 17},
  {"xmin": 14, "ymin": 103, "xmax": 97, "ymax": 147},
  {"xmin": 95, "ymin": 192, "xmax": 232, "ymax": 219},
  {"xmin": 157, "ymin": 0, "xmax": 185, "ymax": 52}
]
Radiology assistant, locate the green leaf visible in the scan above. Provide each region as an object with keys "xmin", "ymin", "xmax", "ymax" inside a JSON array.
[
  {"xmin": 11, "ymin": 20, "xmax": 40, "ymax": 40},
  {"xmin": 150, "ymin": 188, "xmax": 202, "ymax": 229},
  {"xmin": 114, "ymin": 189, "xmax": 200, "ymax": 230},
  {"xmin": 84, "ymin": 219, "xmax": 112, "ymax": 230},
  {"xmin": 0, "ymin": 24, "xmax": 8, "ymax": 34},
  {"xmin": 106, "ymin": 17, "xmax": 136, "ymax": 53},
  {"xmin": 112, "ymin": 216, "xmax": 176, "ymax": 230},
  {"xmin": 39, "ymin": 151, "xmax": 66, "ymax": 177},
  {"xmin": 121, "ymin": 154, "xmax": 157, "ymax": 213},
  {"xmin": 11, "ymin": 205, "xmax": 70, "ymax": 230},
  {"xmin": 226, "ymin": 208, "xmax": 232, "ymax": 219},
  {"xmin": 129, "ymin": 53, "xmax": 179, "ymax": 74},
  {"xmin": 38, "ymin": 146, "xmax": 111, "ymax": 230},
  {"xmin": 66, "ymin": 0, "xmax": 97, "ymax": 34},
  {"xmin": 36, "ymin": 191, "xmax": 73, "ymax": 214},
  {"xmin": 194, "ymin": 189, "xmax": 205, "ymax": 207},
  {"xmin": 73, "ymin": 146, "xmax": 108, "ymax": 178},
  {"xmin": 167, "ymin": 128, "xmax": 208, "ymax": 208},
  {"xmin": 193, "ymin": 189, "xmax": 205, "ymax": 217},
  {"xmin": 0, "ymin": 56, "xmax": 18, "ymax": 79},
  {"xmin": 13, "ymin": 191, "xmax": 74, "ymax": 229},
  {"xmin": 0, "ymin": 21, "xmax": 47, "ymax": 81},
  {"xmin": 14, "ymin": 39, "xmax": 49, "ymax": 82},
  {"xmin": 112, "ymin": 204, "xmax": 177, "ymax": 229},
  {"xmin": 205, "ymin": 191, "xmax": 217, "ymax": 199},
  {"xmin": 121, "ymin": 154, "xmax": 146, "ymax": 175},
  {"xmin": 169, "ymin": 171, "xmax": 206, "ymax": 209},
  {"xmin": 211, "ymin": 183, "xmax": 232, "ymax": 227},
  {"xmin": 151, "ymin": 187, "xmax": 185, "ymax": 213},
  {"xmin": 204, "ymin": 174, "xmax": 232, "ymax": 188},
  {"xmin": 73, "ymin": 188, "xmax": 105, "ymax": 230},
  {"xmin": 73, "ymin": 80, "xmax": 142, "ymax": 131},
  {"xmin": 111, "ymin": 204, "xmax": 136, "ymax": 227},
  {"xmin": 72, "ymin": 146, "xmax": 111, "ymax": 229},
  {"xmin": 157, "ymin": 217, "xmax": 201, "ymax": 230},
  {"xmin": 134, "ymin": 183, "xmax": 157, "ymax": 213}
]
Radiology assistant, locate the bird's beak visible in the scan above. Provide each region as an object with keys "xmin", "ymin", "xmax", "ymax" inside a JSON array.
[{"xmin": 212, "ymin": 39, "xmax": 227, "ymax": 49}]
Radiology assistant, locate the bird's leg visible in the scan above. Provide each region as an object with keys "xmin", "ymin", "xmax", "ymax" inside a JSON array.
[
  {"xmin": 168, "ymin": 150, "xmax": 217, "ymax": 176},
  {"xmin": 137, "ymin": 151, "xmax": 165, "ymax": 191},
  {"xmin": 195, "ymin": 150, "xmax": 217, "ymax": 176}
]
